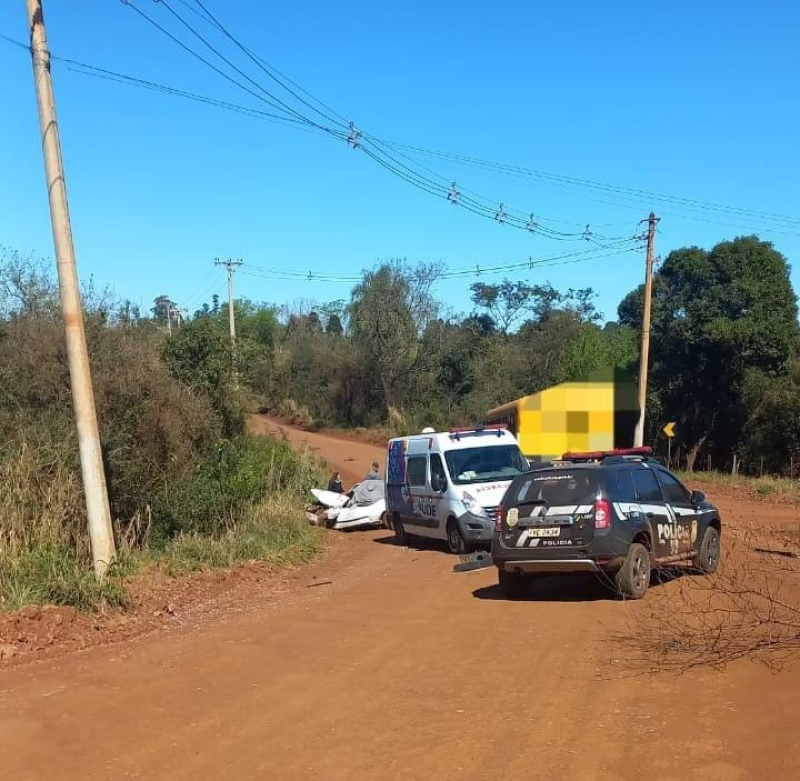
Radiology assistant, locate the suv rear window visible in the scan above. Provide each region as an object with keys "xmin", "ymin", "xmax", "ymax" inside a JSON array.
[{"xmin": 511, "ymin": 470, "xmax": 599, "ymax": 506}]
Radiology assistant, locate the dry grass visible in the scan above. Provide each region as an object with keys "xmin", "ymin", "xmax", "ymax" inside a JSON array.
[
  {"xmin": 0, "ymin": 436, "xmax": 85, "ymax": 556},
  {"xmin": 618, "ymin": 527, "xmax": 800, "ymax": 673},
  {"xmin": 678, "ymin": 470, "xmax": 800, "ymax": 504}
]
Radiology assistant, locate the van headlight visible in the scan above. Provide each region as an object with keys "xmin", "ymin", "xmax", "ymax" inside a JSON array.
[{"xmin": 462, "ymin": 492, "xmax": 488, "ymax": 518}]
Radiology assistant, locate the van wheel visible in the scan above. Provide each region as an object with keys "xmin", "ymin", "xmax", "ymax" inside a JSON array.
[
  {"xmin": 615, "ymin": 543, "xmax": 651, "ymax": 599},
  {"xmin": 394, "ymin": 515, "xmax": 408, "ymax": 546},
  {"xmin": 696, "ymin": 527, "xmax": 721, "ymax": 574},
  {"xmin": 498, "ymin": 569, "xmax": 528, "ymax": 600},
  {"xmin": 447, "ymin": 519, "xmax": 471, "ymax": 555}
]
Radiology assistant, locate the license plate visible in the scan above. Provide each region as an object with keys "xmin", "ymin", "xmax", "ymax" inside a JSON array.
[{"xmin": 528, "ymin": 527, "xmax": 560, "ymax": 538}]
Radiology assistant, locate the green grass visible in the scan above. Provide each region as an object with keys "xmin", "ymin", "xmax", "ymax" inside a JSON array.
[
  {"xmin": 0, "ymin": 543, "xmax": 129, "ymax": 612},
  {"xmin": 155, "ymin": 498, "xmax": 322, "ymax": 576}
]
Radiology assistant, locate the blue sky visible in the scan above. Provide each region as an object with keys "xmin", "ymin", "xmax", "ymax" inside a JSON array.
[{"xmin": 2, "ymin": 0, "xmax": 799, "ymax": 323}]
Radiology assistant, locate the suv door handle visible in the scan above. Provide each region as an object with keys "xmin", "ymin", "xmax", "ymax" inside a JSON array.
[{"xmin": 645, "ymin": 512, "xmax": 654, "ymax": 519}]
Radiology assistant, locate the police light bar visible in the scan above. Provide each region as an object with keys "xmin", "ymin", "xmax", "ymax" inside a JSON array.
[{"xmin": 561, "ymin": 446, "xmax": 653, "ymax": 461}]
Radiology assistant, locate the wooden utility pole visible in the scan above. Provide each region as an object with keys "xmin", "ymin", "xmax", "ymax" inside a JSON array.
[
  {"xmin": 26, "ymin": 0, "xmax": 116, "ymax": 577},
  {"xmin": 214, "ymin": 258, "xmax": 243, "ymax": 343},
  {"xmin": 633, "ymin": 212, "xmax": 659, "ymax": 448}
]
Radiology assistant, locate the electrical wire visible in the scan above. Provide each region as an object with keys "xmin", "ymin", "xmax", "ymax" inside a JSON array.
[
  {"xmin": 181, "ymin": 265, "xmax": 218, "ymax": 308},
  {"xmin": 109, "ymin": 2, "xmax": 647, "ymax": 241},
  {"xmin": 6, "ymin": 6, "xmax": 797, "ymax": 240},
  {"xmin": 183, "ymin": 270, "xmax": 226, "ymax": 310},
  {"xmin": 372, "ymin": 139, "xmax": 800, "ymax": 231},
  {"xmin": 183, "ymin": 0, "xmax": 351, "ymax": 131},
  {"xmin": 117, "ymin": 0, "xmax": 345, "ymax": 140},
  {"xmin": 241, "ymin": 243, "xmax": 641, "ymax": 285}
]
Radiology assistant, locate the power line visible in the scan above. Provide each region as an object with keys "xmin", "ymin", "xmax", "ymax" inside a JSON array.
[
  {"xmin": 106, "ymin": 3, "xmax": 645, "ymax": 242},
  {"xmin": 149, "ymin": 1, "xmax": 800, "ymax": 235},
  {"xmin": 240, "ymin": 243, "xmax": 642, "ymax": 285},
  {"xmin": 5, "ymin": 11, "xmax": 797, "ymax": 239},
  {"xmin": 116, "ymin": 0, "xmax": 345, "ymax": 139},
  {"xmin": 372, "ymin": 140, "xmax": 800, "ymax": 231},
  {"xmin": 184, "ymin": 0, "xmax": 351, "ymax": 131}
]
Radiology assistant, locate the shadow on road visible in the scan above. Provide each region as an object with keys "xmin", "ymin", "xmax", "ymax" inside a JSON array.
[
  {"xmin": 473, "ymin": 567, "xmax": 692, "ymax": 603},
  {"xmin": 472, "ymin": 574, "xmax": 618, "ymax": 603},
  {"xmin": 372, "ymin": 533, "xmax": 489, "ymax": 555}
]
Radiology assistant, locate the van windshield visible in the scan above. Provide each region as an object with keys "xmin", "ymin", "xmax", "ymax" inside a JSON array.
[{"xmin": 445, "ymin": 445, "xmax": 527, "ymax": 485}]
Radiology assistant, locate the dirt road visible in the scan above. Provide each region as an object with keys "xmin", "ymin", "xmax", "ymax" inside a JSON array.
[{"xmin": 2, "ymin": 421, "xmax": 799, "ymax": 780}]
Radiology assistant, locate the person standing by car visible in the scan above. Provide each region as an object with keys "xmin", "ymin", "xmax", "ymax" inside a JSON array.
[{"xmin": 327, "ymin": 472, "xmax": 344, "ymax": 493}]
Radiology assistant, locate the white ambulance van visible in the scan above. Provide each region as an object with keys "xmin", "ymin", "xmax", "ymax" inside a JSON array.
[{"xmin": 385, "ymin": 426, "xmax": 528, "ymax": 553}]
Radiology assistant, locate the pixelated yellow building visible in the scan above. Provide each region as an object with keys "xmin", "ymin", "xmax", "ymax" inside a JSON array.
[{"xmin": 485, "ymin": 369, "xmax": 638, "ymax": 461}]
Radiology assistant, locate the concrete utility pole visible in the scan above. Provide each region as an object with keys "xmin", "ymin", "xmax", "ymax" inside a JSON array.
[
  {"xmin": 214, "ymin": 258, "xmax": 243, "ymax": 343},
  {"xmin": 26, "ymin": 0, "xmax": 116, "ymax": 577},
  {"xmin": 633, "ymin": 212, "xmax": 659, "ymax": 448}
]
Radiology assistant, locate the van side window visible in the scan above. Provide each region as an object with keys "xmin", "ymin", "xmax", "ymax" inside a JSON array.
[
  {"xmin": 407, "ymin": 456, "xmax": 427, "ymax": 487},
  {"xmin": 430, "ymin": 454, "xmax": 447, "ymax": 489},
  {"xmin": 633, "ymin": 469, "xmax": 662, "ymax": 503}
]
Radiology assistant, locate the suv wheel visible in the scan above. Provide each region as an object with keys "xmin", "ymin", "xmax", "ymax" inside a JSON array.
[
  {"xmin": 498, "ymin": 569, "xmax": 528, "ymax": 599},
  {"xmin": 615, "ymin": 543, "xmax": 651, "ymax": 599},
  {"xmin": 394, "ymin": 514, "xmax": 408, "ymax": 546},
  {"xmin": 447, "ymin": 519, "xmax": 471, "ymax": 555},
  {"xmin": 696, "ymin": 526, "xmax": 721, "ymax": 574}
]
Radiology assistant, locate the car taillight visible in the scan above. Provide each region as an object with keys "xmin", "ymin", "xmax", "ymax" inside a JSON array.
[
  {"xmin": 594, "ymin": 498, "xmax": 612, "ymax": 530},
  {"xmin": 495, "ymin": 504, "xmax": 504, "ymax": 532}
]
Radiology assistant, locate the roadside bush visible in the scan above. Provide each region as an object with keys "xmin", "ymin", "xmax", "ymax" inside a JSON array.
[
  {"xmin": 0, "ymin": 251, "xmax": 326, "ymax": 614},
  {"xmin": 160, "ymin": 496, "xmax": 322, "ymax": 575},
  {"xmin": 154, "ymin": 435, "xmax": 322, "ymax": 538}
]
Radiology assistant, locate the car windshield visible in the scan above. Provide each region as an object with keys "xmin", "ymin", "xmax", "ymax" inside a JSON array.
[
  {"xmin": 513, "ymin": 470, "xmax": 599, "ymax": 506},
  {"xmin": 444, "ymin": 445, "xmax": 527, "ymax": 485}
]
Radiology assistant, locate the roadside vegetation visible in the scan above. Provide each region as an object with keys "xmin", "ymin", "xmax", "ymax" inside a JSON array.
[
  {"xmin": 0, "ymin": 248, "xmax": 323, "ymax": 613},
  {"xmin": 4, "ymin": 232, "xmax": 800, "ymax": 658},
  {"xmin": 251, "ymin": 238, "xmax": 800, "ymax": 479}
]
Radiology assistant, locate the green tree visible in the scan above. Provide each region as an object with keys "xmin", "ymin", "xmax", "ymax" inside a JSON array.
[
  {"xmin": 162, "ymin": 318, "xmax": 242, "ymax": 435},
  {"xmin": 348, "ymin": 261, "xmax": 440, "ymax": 417},
  {"xmin": 619, "ymin": 236, "xmax": 799, "ymax": 469}
]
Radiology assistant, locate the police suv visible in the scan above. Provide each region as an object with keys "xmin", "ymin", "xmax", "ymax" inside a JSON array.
[{"xmin": 492, "ymin": 447, "xmax": 722, "ymax": 599}]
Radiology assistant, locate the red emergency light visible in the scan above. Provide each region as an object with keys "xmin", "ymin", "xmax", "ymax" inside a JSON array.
[{"xmin": 561, "ymin": 446, "xmax": 653, "ymax": 461}]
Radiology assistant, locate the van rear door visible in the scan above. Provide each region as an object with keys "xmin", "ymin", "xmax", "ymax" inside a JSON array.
[{"xmin": 502, "ymin": 469, "xmax": 598, "ymax": 551}]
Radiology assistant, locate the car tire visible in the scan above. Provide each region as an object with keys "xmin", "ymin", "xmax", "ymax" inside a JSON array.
[
  {"xmin": 394, "ymin": 515, "xmax": 408, "ymax": 546},
  {"xmin": 615, "ymin": 543, "xmax": 651, "ymax": 599},
  {"xmin": 696, "ymin": 526, "xmax": 721, "ymax": 574},
  {"xmin": 447, "ymin": 518, "xmax": 471, "ymax": 555},
  {"xmin": 498, "ymin": 569, "xmax": 528, "ymax": 600}
]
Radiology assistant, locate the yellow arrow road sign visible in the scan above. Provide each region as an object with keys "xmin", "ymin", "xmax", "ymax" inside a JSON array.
[{"xmin": 663, "ymin": 422, "xmax": 676, "ymax": 438}]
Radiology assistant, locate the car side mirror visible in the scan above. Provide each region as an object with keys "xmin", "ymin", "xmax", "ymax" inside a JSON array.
[
  {"xmin": 690, "ymin": 490, "xmax": 706, "ymax": 506},
  {"xmin": 431, "ymin": 474, "xmax": 446, "ymax": 493}
]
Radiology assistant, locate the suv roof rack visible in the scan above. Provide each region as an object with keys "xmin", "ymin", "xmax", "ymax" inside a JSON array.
[{"xmin": 560, "ymin": 446, "xmax": 653, "ymax": 463}]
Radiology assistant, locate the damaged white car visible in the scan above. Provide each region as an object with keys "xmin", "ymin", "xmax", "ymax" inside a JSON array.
[{"xmin": 305, "ymin": 479, "xmax": 386, "ymax": 531}]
